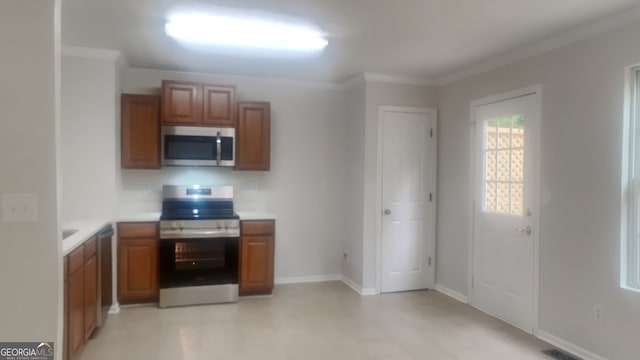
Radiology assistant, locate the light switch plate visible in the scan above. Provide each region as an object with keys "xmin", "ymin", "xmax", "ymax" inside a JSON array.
[{"xmin": 2, "ymin": 193, "xmax": 38, "ymax": 223}]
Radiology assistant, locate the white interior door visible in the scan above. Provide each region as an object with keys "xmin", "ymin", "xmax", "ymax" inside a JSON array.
[
  {"xmin": 471, "ymin": 91, "xmax": 540, "ymax": 333},
  {"xmin": 380, "ymin": 107, "xmax": 436, "ymax": 293}
]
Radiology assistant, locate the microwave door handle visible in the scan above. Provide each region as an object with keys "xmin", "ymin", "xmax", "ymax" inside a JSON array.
[{"xmin": 216, "ymin": 131, "xmax": 221, "ymax": 166}]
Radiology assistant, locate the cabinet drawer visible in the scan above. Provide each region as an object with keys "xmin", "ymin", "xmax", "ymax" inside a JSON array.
[
  {"xmin": 241, "ymin": 220, "xmax": 275, "ymax": 236},
  {"xmin": 68, "ymin": 245, "xmax": 85, "ymax": 275},
  {"xmin": 118, "ymin": 223, "xmax": 157, "ymax": 238},
  {"xmin": 84, "ymin": 237, "xmax": 97, "ymax": 259}
]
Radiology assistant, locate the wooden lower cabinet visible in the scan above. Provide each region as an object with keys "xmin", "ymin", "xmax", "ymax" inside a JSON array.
[
  {"xmin": 67, "ymin": 246, "xmax": 85, "ymax": 360},
  {"xmin": 63, "ymin": 256, "xmax": 69, "ymax": 360},
  {"xmin": 239, "ymin": 220, "xmax": 275, "ymax": 295},
  {"xmin": 117, "ymin": 222, "xmax": 159, "ymax": 304},
  {"xmin": 64, "ymin": 236, "xmax": 100, "ymax": 360},
  {"xmin": 83, "ymin": 254, "xmax": 97, "ymax": 340}
]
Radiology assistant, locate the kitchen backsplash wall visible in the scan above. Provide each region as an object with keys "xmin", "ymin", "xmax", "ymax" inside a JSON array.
[
  {"xmin": 119, "ymin": 168, "xmax": 270, "ymax": 214},
  {"xmin": 120, "ymin": 67, "xmax": 347, "ymax": 281}
]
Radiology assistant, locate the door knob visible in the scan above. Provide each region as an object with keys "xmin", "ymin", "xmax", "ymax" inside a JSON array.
[
  {"xmin": 515, "ymin": 226, "xmax": 532, "ymax": 235},
  {"xmin": 383, "ymin": 209, "xmax": 392, "ymax": 215}
]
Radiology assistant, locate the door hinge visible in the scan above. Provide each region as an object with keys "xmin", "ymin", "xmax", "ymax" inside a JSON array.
[
  {"xmin": 429, "ymin": 193, "xmax": 433, "ymax": 202},
  {"xmin": 428, "ymin": 257, "xmax": 432, "ymax": 266},
  {"xmin": 430, "ymin": 128, "xmax": 433, "ymax": 138}
]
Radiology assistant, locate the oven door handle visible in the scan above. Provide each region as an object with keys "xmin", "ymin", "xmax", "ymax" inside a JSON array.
[{"xmin": 160, "ymin": 229, "xmax": 239, "ymax": 239}]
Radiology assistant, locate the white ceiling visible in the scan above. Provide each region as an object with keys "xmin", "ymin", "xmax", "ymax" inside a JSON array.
[{"xmin": 62, "ymin": 0, "xmax": 640, "ymax": 84}]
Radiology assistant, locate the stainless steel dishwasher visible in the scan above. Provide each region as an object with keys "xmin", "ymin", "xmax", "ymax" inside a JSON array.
[{"xmin": 97, "ymin": 224, "xmax": 114, "ymax": 328}]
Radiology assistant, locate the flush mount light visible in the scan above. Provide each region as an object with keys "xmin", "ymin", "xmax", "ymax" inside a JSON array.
[{"xmin": 165, "ymin": 13, "xmax": 328, "ymax": 52}]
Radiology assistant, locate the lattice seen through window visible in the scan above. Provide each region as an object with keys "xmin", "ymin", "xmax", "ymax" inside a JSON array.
[{"xmin": 484, "ymin": 115, "xmax": 524, "ymax": 216}]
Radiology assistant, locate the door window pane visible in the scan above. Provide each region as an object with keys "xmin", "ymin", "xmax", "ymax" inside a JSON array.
[{"xmin": 483, "ymin": 115, "xmax": 524, "ymax": 216}]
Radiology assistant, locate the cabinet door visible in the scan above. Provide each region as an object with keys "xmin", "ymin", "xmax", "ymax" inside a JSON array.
[
  {"xmin": 240, "ymin": 221, "xmax": 275, "ymax": 295},
  {"xmin": 118, "ymin": 224, "xmax": 158, "ymax": 304},
  {"xmin": 202, "ymin": 85, "xmax": 236, "ymax": 127},
  {"xmin": 63, "ymin": 257, "xmax": 69, "ymax": 360},
  {"xmin": 68, "ymin": 267, "xmax": 84, "ymax": 360},
  {"xmin": 121, "ymin": 94, "xmax": 160, "ymax": 169},
  {"xmin": 83, "ymin": 255, "xmax": 97, "ymax": 340},
  {"xmin": 236, "ymin": 102, "xmax": 271, "ymax": 170},
  {"xmin": 161, "ymin": 80, "xmax": 202, "ymax": 125}
]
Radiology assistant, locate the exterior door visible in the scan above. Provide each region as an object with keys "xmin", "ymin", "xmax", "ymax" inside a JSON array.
[
  {"xmin": 472, "ymin": 90, "xmax": 540, "ymax": 333},
  {"xmin": 380, "ymin": 107, "xmax": 436, "ymax": 293}
]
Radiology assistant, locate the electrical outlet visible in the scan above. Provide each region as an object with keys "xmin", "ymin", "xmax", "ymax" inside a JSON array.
[
  {"xmin": 2, "ymin": 193, "xmax": 38, "ymax": 223},
  {"xmin": 593, "ymin": 305, "xmax": 603, "ymax": 321}
]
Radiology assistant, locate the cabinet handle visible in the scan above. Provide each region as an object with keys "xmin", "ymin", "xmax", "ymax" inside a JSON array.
[{"xmin": 216, "ymin": 131, "xmax": 221, "ymax": 166}]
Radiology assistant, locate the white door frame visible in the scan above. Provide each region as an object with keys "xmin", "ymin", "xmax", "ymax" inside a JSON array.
[
  {"xmin": 376, "ymin": 106, "xmax": 438, "ymax": 294},
  {"xmin": 468, "ymin": 85, "xmax": 541, "ymax": 334}
]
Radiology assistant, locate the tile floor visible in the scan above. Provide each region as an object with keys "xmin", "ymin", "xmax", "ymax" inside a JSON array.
[{"xmin": 82, "ymin": 281, "xmax": 552, "ymax": 360}]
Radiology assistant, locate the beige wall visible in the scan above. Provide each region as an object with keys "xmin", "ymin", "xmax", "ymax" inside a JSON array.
[
  {"xmin": 0, "ymin": 0, "xmax": 61, "ymax": 356},
  {"xmin": 61, "ymin": 54, "xmax": 120, "ymax": 223},
  {"xmin": 436, "ymin": 19, "xmax": 640, "ymax": 360},
  {"xmin": 342, "ymin": 81, "xmax": 366, "ymax": 286}
]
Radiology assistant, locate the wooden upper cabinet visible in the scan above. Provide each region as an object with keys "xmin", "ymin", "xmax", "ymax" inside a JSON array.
[
  {"xmin": 236, "ymin": 102, "xmax": 271, "ymax": 171},
  {"xmin": 121, "ymin": 94, "xmax": 160, "ymax": 169},
  {"xmin": 203, "ymin": 85, "xmax": 236, "ymax": 127},
  {"xmin": 161, "ymin": 80, "xmax": 201, "ymax": 125},
  {"xmin": 161, "ymin": 80, "xmax": 236, "ymax": 127}
]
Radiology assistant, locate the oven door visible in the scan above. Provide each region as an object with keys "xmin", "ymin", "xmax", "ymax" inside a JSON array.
[
  {"xmin": 159, "ymin": 237, "xmax": 239, "ymax": 289},
  {"xmin": 162, "ymin": 126, "xmax": 235, "ymax": 167}
]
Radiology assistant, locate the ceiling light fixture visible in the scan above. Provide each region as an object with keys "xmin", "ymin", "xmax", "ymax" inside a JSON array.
[{"xmin": 165, "ymin": 13, "xmax": 328, "ymax": 52}]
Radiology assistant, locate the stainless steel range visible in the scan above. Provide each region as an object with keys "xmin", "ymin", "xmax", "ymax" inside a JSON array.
[{"xmin": 158, "ymin": 185, "xmax": 240, "ymax": 308}]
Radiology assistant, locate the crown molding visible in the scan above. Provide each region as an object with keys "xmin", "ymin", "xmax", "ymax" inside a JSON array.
[
  {"xmin": 363, "ymin": 72, "xmax": 432, "ymax": 86},
  {"xmin": 340, "ymin": 73, "xmax": 366, "ymax": 89},
  {"xmin": 433, "ymin": 5, "xmax": 640, "ymax": 86},
  {"xmin": 62, "ymin": 46, "xmax": 123, "ymax": 62}
]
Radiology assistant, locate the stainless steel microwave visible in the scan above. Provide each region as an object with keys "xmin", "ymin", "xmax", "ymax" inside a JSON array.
[{"xmin": 161, "ymin": 126, "xmax": 236, "ymax": 167}]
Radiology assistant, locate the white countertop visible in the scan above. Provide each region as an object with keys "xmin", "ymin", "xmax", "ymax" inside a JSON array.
[
  {"xmin": 116, "ymin": 211, "xmax": 275, "ymax": 222},
  {"xmin": 117, "ymin": 212, "xmax": 161, "ymax": 222},
  {"xmin": 236, "ymin": 211, "xmax": 277, "ymax": 220},
  {"xmin": 62, "ymin": 211, "xmax": 276, "ymax": 256},
  {"xmin": 62, "ymin": 220, "xmax": 113, "ymax": 256}
]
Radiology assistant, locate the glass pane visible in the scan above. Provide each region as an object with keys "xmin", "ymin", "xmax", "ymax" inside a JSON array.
[
  {"xmin": 498, "ymin": 127, "xmax": 511, "ymax": 149},
  {"xmin": 486, "ymin": 151, "xmax": 497, "ymax": 181},
  {"xmin": 511, "ymin": 183, "xmax": 524, "ymax": 216},
  {"xmin": 511, "ymin": 149, "xmax": 524, "ymax": 182},
  {"xmin": 485, "ymin": 182, "xmax": 497, "ymax": 212},
  {"xmin": 497, "ymin": 150, "xmax": 510, "ymax": 181},
  {"xmin": 497, "ymin": 183, "xmax": 510, "ymax": 213},
  {"xmin": 486, "ymin": 120, "xmax": 498, "ymax": 150},
  {"xmin": 512, "ymin": 127, "xmax": 525, "ymax": 149},
  {"xmin": 512, "ymin": 114, "xmax": 524, "ymax": 129}
]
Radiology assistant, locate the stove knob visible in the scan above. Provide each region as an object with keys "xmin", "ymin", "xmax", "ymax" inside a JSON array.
[
  {"xmin": 179, "ymin": 221, "xmax": 184, "ymax": 231},
  {"xmin": 171, "ymin": 222, "xmax": 177, "ymax": 230}
]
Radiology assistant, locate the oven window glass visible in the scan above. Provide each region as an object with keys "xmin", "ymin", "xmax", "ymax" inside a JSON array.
[
  {"xmin": 175, "ymin": 242, "xmax": 225, "ymax": 270},
  {"xmin": 165, "ymin": 135, "xmax": 216, "ymax": 160},
  {"xmin": 159, "ymin": 238, "xmax": 239, "ymax": 288}
]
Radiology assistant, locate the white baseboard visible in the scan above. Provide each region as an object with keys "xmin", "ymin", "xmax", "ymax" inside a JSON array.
[
  {"xmin": 274, "ymin": 274, "xmax": 342, "ymax": 285},
  {"xmin": 341, "ymin": 276, "xmax": 377, "ymax": 296},
  {"xmin": 435, "ymin": 283, "xmax": 468, "ymax": 304},
  {"xmin": 537, "ymin": 330, "xmax": 609, "ymax": 360}
]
